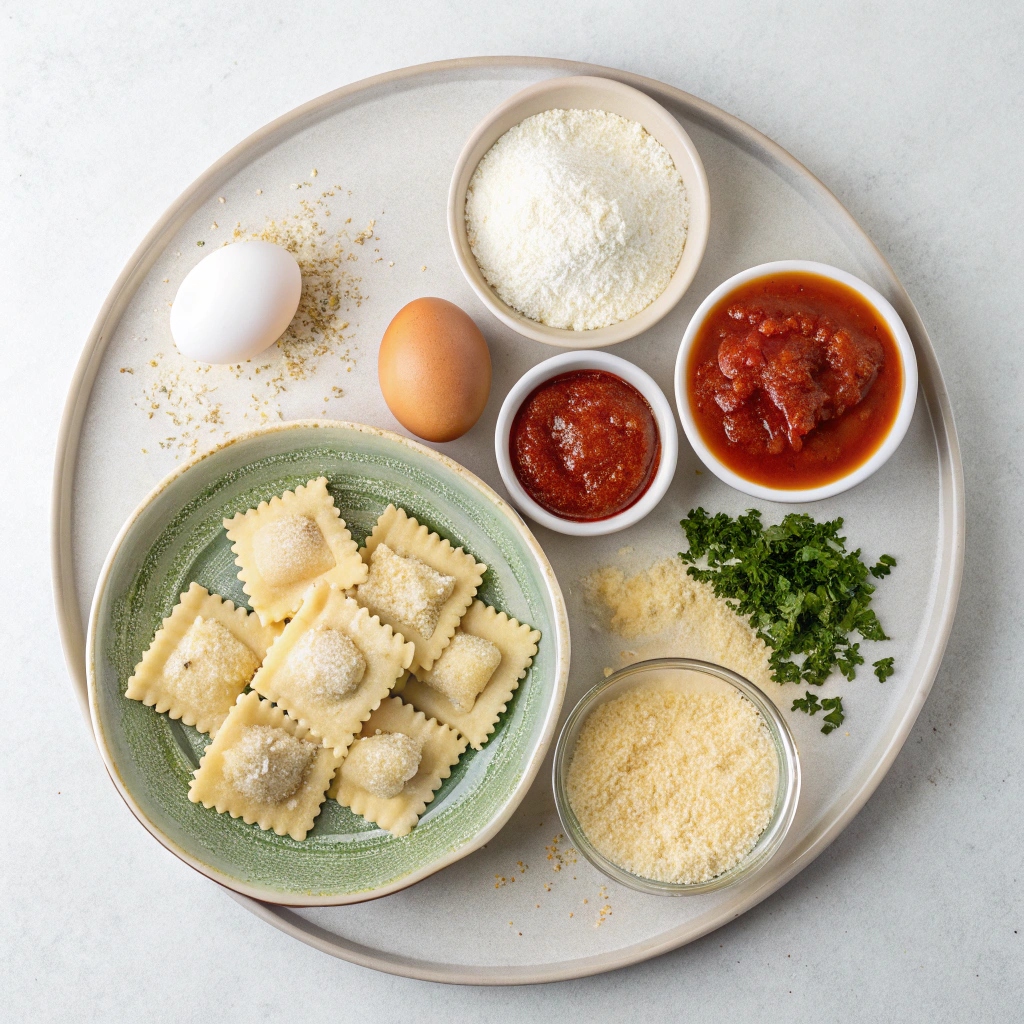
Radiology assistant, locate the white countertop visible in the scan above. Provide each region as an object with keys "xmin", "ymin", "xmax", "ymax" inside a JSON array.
[{"xmin": 3, "ymin": 1, "xmax": 1021, "ymax": 1019}]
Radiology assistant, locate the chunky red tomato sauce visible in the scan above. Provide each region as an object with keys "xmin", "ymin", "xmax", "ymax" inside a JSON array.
[
  {"xmin": 688, "ymin": 272, "xmax": 903, "ymax": 489},
  {"xmin": 510, "ymin": 370, "xmax": 660, "ymax": 521}
]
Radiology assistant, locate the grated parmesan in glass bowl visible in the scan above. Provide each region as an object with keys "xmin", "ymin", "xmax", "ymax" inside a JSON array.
[{"xmin": 552, "ymin": 658, "xmax": 800, "ymax": 895}]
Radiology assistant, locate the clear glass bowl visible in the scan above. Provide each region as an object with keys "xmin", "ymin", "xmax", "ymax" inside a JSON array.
[{"xmin": 552, "ymin": 658, "xmax": 801, "ymax": 896}]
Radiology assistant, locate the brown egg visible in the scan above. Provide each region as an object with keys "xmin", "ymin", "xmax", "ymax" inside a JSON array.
[{"xmin": 378, "ymin": 297, "xmax": 492, "ymax": 442}]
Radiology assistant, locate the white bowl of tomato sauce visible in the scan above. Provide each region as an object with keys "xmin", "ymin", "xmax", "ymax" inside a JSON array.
[
  {"xmin": 674, "ymin": 261, "xmax": 918, "ymax": 503},
  {"xmin": 495, "ymin": 351, "xmax": 678, "ymax": 536}
]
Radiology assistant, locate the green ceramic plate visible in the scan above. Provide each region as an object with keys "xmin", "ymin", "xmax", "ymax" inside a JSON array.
[{"xmin": 87, "ymin": 421, "xmax": 569, "ymax": 905}]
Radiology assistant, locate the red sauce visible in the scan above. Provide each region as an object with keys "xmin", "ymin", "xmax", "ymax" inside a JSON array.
[
  {"xmin": 510, "ymin": 370, "xmax": 661, "ymax": 521},
  {"xmin": 688, "ymin": 272, "xmax": 903, "ymax": 489}
]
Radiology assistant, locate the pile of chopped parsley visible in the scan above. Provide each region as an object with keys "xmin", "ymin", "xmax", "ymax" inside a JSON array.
[{"xmin": 679, "ymin": 508, "xmax": 896, "ymax": 734}]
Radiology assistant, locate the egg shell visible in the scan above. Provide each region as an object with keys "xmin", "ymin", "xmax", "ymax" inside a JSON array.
[
  {"xmin": 170, "ymin": 240, "xmax": 302, "ymax": 364},
  {"xmin": 378, "ymin": 298, "xmax": 492, "ymax": 443}
]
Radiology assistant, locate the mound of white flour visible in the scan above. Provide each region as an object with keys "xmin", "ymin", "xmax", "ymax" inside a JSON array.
[{"xmin": 465, "ymin": 108, "xmax": 689, "ymax": 331}]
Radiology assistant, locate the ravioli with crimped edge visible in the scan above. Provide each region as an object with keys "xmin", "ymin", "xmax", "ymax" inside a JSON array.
[
  {"xmin": 248, "ymin": 581, "xmax": 414, "ymax": 757},
  {"xmin": 398, "ymin": 601, "xmax": 540, "ymax": 749},
  {"xmin": 353, "ymin": 505, "xmax": 485, "ymax": 673},
  {"xmin": 330, "ymin": 696, "xmax": 466, "ymax": 837},
  {"xmin": 125, "ymin": 582, "xmax": 282, "ymax": 736},
  {"xmin": 189, "ymin": 691, "xmax": 339, "ymax": 841},
  {"xmin": 224, "ymin": 476, "xmax": 367, "ymax": 625}
]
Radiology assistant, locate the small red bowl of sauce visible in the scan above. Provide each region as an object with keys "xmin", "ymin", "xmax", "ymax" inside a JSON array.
[
  {"xmin": 674, "ymin": 262, "xmax": 918, "ymax": 502},
  {"xmin": 496, "ymin": 353, "xmax": 678, "ymax": 536}
]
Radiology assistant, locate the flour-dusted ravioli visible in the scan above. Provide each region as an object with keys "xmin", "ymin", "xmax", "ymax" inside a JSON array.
[
  {"xmin": 360, "ymin": 543, "xmax": 456, "ymax": 640},
  {"xmin": 420, "ymin": 632, "xmax": 502, "ymax": 713},
  {"xmin": 354, "ymin": 505, "xmax": 485, "ymax": 673},
  {"xmin": 401, "ymin": 601, "xmax": 540, "ymax": 750},
  {"xmin": 343, "ymin": 732, "xmax": 423, "ymax": 799},
  {"xmin": 330, "ymin": 696, "xmax": 466, "ymax": 837},
  {"xmin": 125, "ymin": 582, "xmax": 282, "ymax": 736},
  {"xmin": 224, "ymin": 477, "xmax": 367, "ymax": 625},
  {"xmin": 249, "ymin": 582, "xmax": 414, "ymax": 757},
  {"xmin": 189, "ymin": 691, "xmax": 337, "ymax": 841}
]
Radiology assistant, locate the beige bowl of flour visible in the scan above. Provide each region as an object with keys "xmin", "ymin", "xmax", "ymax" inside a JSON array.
[{"xmin": 448, "ymin": 76, "xmax": 710, "ymax": 348}]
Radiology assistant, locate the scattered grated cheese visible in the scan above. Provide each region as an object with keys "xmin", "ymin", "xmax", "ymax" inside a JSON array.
[
  {"xmin": 585, "ymin": 557, "xmax": 773, "ymax": 689},
  {"xmin": 565, "ymin": 683, "xmax": 777, "ymax": 884}
]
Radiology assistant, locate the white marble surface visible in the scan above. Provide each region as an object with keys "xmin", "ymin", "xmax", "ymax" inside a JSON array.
[{"xmin": 2, "ymin": 1, "xmax": 1021, "ymax": 1020}]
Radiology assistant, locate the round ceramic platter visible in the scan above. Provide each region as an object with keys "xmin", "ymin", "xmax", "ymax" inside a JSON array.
[
  {"xmin": 86, "ymin": 420, "xmax": 569, "ymax": 904},
  {"xmin": 53, "ymin": 58, "xmax": 963, "ymax": 984}
]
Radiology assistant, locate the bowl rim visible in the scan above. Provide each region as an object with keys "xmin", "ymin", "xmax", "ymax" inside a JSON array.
[
  {"xmin": 494, "ymin": 350, "xmax": 679, "ymax": 536},
  {"xmin": 552, "ymin": 657, "xmax": 801, "ymax": 896},
  {"xmin": 673, "ymin": 259, "xmax": 920, "ymax": 502},
  {"xmin": 447, "ymin": 75, "xmax": 710, "ymax": 348},
  {"xmin": 85, "ymin": 419, "xmax": 571, "ymax": 906}
]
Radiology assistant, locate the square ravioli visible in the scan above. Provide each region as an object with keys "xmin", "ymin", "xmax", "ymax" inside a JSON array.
[
  {"xmin": 353, "ymin": 505, "xmax": 486, "ymax": 673},
  {"xmin": 422, "ymin": 632, "xmax": 502, "ymax": 712},
  {"xmin": 224, "ymin": 477, "xmax": 367, "ymax": 625},
  {"xmin": 329, "ymin": 696, "xmax": 466, "ymax": 837},
  {"xmin": 399, "ymin": 601, "xmax": 540, "ymax": 749},
  {"xmin": 249, "ymin": 581, "xmax": 414, "ymax": 757},
  {"xmin": 189, "ymin": 691, "xmax": 337, "ymax": 841},
  {"xmin": 125, "ymin": 582, "xmax": 282, "ymax": 736}
]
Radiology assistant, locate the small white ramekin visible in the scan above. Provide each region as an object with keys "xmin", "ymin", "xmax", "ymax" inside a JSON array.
[
  {"xmin": 495, "ymin": 351, "xmax": 678, "ymax": 536},
  {"xmin": 449, "ymin": 76, "xmax": 710, "ymax": 348},
  {"xmin": 674, "ymin": 260, "xmax": 919, "ymax": 503}
]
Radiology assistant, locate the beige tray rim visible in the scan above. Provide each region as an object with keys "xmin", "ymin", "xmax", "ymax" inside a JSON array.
[{"xmin": 51, "ymin": 55, "xmax": 964, "ymax": 985}]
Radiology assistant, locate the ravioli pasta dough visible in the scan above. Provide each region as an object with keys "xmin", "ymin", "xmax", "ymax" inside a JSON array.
[
  {"xmin": 422, "ymin": 632, "xmax": 502, "ymax": 713},
  {"xmin": 330, "ymin": 697, "xmax": 466, "ymax": 837},
  {"xmin": 354, "ymin": 505, "xmax": 485, "ymax": 672},
  {"xmin": 125, "ymin": 582, "xmax": 282, "ymax": 736},
  {"xmin": 224, "ymin": 477, "xmax": 367, "ymax": 624},
  {"xmin": 249, "ymin": 582, "xmax": 414, "ymax": 756},
  {"xmin": 343, "ymin": 731, "xmax": 423, "ymax": 799},
  {"xmin": 400, "ymin": 601, "xmax": 540, "ymax": 749},
  {"xmin": 189, "ymin": 692, "xmax": 338, "ymax": 841},
  {"xmin": 123, "ymin": 491, "xmax": 542, "ymax": 846}
]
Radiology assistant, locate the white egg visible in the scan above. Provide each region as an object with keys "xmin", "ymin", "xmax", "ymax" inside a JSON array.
[{"xmin": 170, "ymin": 241, "xmax": 302, "ymax": 363}]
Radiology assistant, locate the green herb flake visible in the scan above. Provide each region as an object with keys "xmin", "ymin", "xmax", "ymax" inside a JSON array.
[
  {"xmin": 873, "ymin": 656, "xmax": 895, "ymax": 682},
  {"xmin": 820, "ymin": 696, "xmax": 845, "ymax": 734},
  {"xmin": 791, "ymin": 692, "xmax": 846, "ymax": 733},
  {"xmin": 870, "ymin": 554, "xmax": 897, "ymax": 579},
  {"xmin": 792, "ymin": 691, "xmax": 822, "ymax": 715},
  {"xmin": 680, "ymin": 508, "xmax": 897, "ymax": 736}
]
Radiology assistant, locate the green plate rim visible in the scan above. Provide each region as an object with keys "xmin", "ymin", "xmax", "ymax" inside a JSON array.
[{"xmin": 85, "ymin": 419, "xmax": 570, "ymax": 907}]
